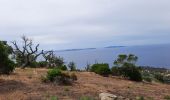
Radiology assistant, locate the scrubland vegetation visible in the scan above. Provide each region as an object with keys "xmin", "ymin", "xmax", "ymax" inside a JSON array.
[{"xmin": 0, "ymin": 36, "xmax": 170, "ymax": 100}]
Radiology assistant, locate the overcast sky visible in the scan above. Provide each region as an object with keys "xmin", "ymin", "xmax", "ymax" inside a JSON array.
[{"xmin": 0, "ymin": 0, "xmax": 170, "ymax": 50}]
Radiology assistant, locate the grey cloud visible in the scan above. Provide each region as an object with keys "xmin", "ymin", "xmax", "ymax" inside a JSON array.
[{"xmin": 0, "ymin": 0, "xmax": 170, "ymax": 50}]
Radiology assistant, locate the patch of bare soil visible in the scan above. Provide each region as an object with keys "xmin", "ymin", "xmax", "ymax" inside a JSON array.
[{"xmin": 0, "ymin": 68, "xmax": 170, "ymax": 100}]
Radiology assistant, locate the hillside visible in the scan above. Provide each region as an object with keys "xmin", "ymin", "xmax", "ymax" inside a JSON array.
[{"xmin": 0, "ymin": 68, "xmax": 170, "ymax": 100}]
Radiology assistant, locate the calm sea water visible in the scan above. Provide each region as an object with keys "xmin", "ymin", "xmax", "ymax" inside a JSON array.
[{"xmin": 54, "ymin": 44, "xmax": 170, "ymax": 69}]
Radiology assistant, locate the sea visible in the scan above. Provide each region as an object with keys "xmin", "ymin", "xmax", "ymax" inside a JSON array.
[{"xmin": 53, "ymin": 44, "xmax": 170, "ymax": 69}]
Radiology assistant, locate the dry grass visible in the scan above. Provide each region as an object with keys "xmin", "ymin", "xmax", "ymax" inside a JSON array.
[{"xmin": 0, "ymin": 68, "xmax": 170, "ymax": 100}]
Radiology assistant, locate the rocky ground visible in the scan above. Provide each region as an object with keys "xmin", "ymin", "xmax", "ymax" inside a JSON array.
[{"xmin": 0, "ymin": 68, "xmax": 170, "ymax": 100}]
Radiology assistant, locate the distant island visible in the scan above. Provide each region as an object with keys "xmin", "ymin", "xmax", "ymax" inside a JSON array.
[
  {"xmin": 105, "ymin": 46, "xmax": 126, "ymax": 48},
  {"xmin": 55, "ymin": 48, "xmax": 96, "ymax": 52},
  {"xmin": 55, "ymin": 46, "xmax": 126, "ymax": 52}
]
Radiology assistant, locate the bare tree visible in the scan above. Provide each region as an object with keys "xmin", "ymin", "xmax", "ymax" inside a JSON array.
[
  {"xmin": 12, "ymin": 35, "xmax": 43, "ymax": 68},
  {"xmin": 43, "ymin": 50, "xmax": 64, "ymax": 67}
]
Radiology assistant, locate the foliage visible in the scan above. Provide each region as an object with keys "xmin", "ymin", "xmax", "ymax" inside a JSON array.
[
  {"xmin": 90, "ymin": 63, "xmax": 110, "ymax": 76},
  {"xmin": 120, "ymin": 63, "xmax": 142, "ymax": 81},
  {"xmin": 141, "ymin": 70, "xmax": 153, "ymax": 82},
  {"xmin": 141, "ymin": 68, "xmax": 170, "ymax": 83},
  {"xmin": 57, "ymin": 65, "xmax": 67, "ymax": 71},
  {"xmin": 45, "ymin": 68, "xmax": 77, "ymax": 85},
  {"xmin": 111, "ymin": 66, "xmax": 121, "ymax": 76},
  {"xmin": 29, "ymin": 61, "xmax": 39, "ymax": 68},
  {"xmin": 68, "ymin": 61, "xmax": 76, "ymax": 71},
  {"xmin": 113, "ymin": 54, "xmax": 142, "ymax": 81},
  {"xmin": 47, "ymin": 69, "xmax": 62, "ymax": 81},
  {"xmin": 154, "ymin": 73, "xmax": 164, "ymax": 83},
  {"xmin": 38, "ymin": 61, "xmax": 48, "ymax": 67},
  {"xmin": 0, "ymin": 41, "xmax": 15, "ymax": 74}
]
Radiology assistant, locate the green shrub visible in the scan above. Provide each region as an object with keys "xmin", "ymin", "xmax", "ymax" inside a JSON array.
[
  {"xmin": 154, "ymin": 73, "xmax": 164, "ymax": 83},
  {"xmin": 38, "ymin": 61, "xmax": 48, "ymax": 67},
  {"xmin": 90, "ymin": 63, "xmax": 110, "ymax": 76},
  {"xmin": 57, "ymin": 65, "xmax": 67, "ymax": 71},
  {"xmin": 45, "ymin": 69, "xmax": 77, "ymax": 85},
  {"xmin": 143, "ymin": 76, "xmax": 152, "ymax": 82},
  {"xmin": 113, "ymin": 54, "xmax": 142, "ymax": 81},
  {"xmin": 111, "ymin": 66, "xmax": 121, "ymax": 76},
  {"xmin": 0, "ymin": 41, "xmax": 15, "ymax": 74},
  {"xmin": 47, "ymin": 69, "xmax": 62, "ymax": 81},
  {"xmin": 120, "ymin": 64, "xmax": 142, "ymax": 81},
  {"xmin": 29, "ymin": 61, "xmax": 39, "ymax": 68}
]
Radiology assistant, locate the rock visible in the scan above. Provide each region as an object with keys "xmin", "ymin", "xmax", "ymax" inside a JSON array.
[{"xmin": 99, "ymin": 93, "xmax": 117, "ymax": 100}]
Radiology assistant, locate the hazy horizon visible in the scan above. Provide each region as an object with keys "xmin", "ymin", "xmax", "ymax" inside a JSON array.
[{"xmin": 0, "ymin": 0, "xmax": 170, "ymax": 50}]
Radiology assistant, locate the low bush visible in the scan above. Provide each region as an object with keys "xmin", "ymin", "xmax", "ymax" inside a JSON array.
[
  {"xmin": 0, "ymin": 60, "xmax": 15, "ymax": 74},
  {"xmin": 90, "ymin": 63, "xmax": 110, "ymax": 76},
  {"xmin": 47, "ymin": 69, "xmax": 62, "ymax": 81},
  {"xmin": 120, "ymin": 64, "xmax": 142, "ymax": 81},
  {"xmin": 113, "ymin": 54, "xmax": 142, "ymax": 82},
  {"xmin": 38, "ymin": 61, "xmax": 48, "ymax": 67},
  {"xmin": 111, "ymin": 66, "xmax": 121, "ymax": 76},
  {"xmin": 143, "ymin": 76, "xmax": 152, "ymax": 82},
  {"xmin": 154, "ymin": 73, "xmax": 164, "ymax": 83},
  {"xmin": 29, "ymin": 61, "xmax": 39, "ymax": 68},
  {"xmin": 0, "ymin": 41, "xmax": 15, "ymax": 74},
  {"xmin": 44, "ymin": 68, "xmax": 77, "ymax": 85},
  {"xmin": 57, "ymin": 65, "xmax": 67, "ymax": 71},
  {"xmin": 141, "ymin": 70, "xmax": 153, "ymax": 82}
]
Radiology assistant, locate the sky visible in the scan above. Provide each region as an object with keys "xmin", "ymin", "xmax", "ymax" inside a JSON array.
[{"xmin": 0, "ymin": 0, "xmax": 170, "ymax": 50}]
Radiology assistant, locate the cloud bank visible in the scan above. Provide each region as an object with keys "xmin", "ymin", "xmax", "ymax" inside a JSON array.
[{"xmin": 0, "ymin": 0, "xmax": 170, "ymax": 50}]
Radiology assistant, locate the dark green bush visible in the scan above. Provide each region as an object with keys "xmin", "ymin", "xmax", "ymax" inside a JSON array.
[
  {"xmin": 0, "ymin": 41, "xmax": 15, "ymax": 74},
  {"xmin": 154, "ymin": 73, "xmax": 164, "ymax": 83},
  {"xmin": 38, "ymin": 61, "xmax": 48, "ymax": 67},
  {"xmin": 90, "ymin": 63, "xmax": 110, "ymax": 76},
  {"xmin": 57, "ymin": 65, "xmax": 67, "ymax": 71},
  {"xmin": 143, "ymin": 76, "xmax": 152, "ymax": 82},
  {"xmin": 111, "ymin": 66, "xmax": 121, "ymax": 76},
  {"xmin": 47, "ymin": 69, "xmax": 62, "ymax": 81},
  {"xmin": 141, "ymin": 70, "xmax": 153, "ymax": 82},
  {"xmin": 45, "ymin": 69, "xmax": 77, "ymax": 85},
  {"xmin": 29, "ymin": 61, "xmax": 39, "ymax": 68},
  {"xmin": 113, "ymin": 54, "xmax": 142, "ymax": 82},
  {"xmin": 120, "ymin": 63, "xmax": 142, "ymax": 81}
]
